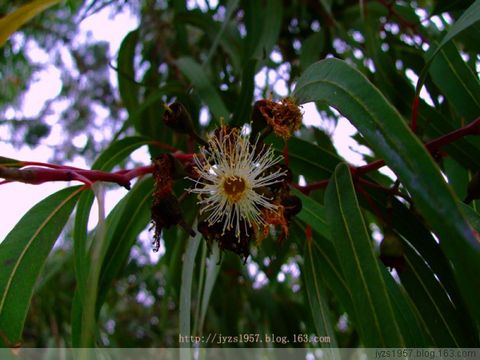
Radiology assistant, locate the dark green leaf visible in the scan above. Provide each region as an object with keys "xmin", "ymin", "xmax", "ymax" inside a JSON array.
[
  {"xmin": 117, "ymin": 29, "xmax": 139, "ymax": 115},
  {"xmin": 293, "ymin": 58, "xmax": 480, "ymax": 324},
  {"xmin": 400, "ymin": 241, "xmax": 475, "ymax": 346},
  {"xmin": 73, "ymin": 136, "xmax": 150, "ymax": 301},
  {"xmin": 304, "ymin": 240, "xmax": 338, "ymax": 348},
  {"xmin": 0, "ymin": 186, "xmax": 82, "ymax": 344},
  {"xmin": 429, "ymin": 41, "xmax": 480, "ymax": 122},
  {"xmin": 230, "ymin": 59, "xmax": 257, "ymax": 127},
  {"xmin": 269, "ymin": 136, "xmax": 341, "ymax": 182},
  {"xmin": 243, "ymin": 0, "xmax": 283, "ymax": 61},
  {"xmin": 0, "ymin": 156, "xmax": 22, "ymax": 168},
  {"xmin": 325, "ymin": 163, "xmax": 405, "ymax": 346},
  {"xmin": 176, "ymin": 57, "xmax": 230, "ymax": 121},
  {"xmin": 415, "ymin": 0, "xmax": 480, "ymax": 96},
  {"xmin": 96, "ymin": 177, "xmax": 154, "ymax": 309}
]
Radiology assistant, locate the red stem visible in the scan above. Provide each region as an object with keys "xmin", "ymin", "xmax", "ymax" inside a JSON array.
[
  {"xmin": 297, "ymin": 116, "xmax": 480, "ymax": 194},
  {"xmin": 0, "ymin": 152, "xmax": 199, "ymax": 189},
  {"xmin": 3, "ymin": 117, "xmax": 480, "ymax": 192}
]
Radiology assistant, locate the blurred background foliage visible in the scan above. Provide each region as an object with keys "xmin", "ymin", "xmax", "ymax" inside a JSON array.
[{"xmin": 1, "ymin": 0, "xmax": 480, "ymax": 350}]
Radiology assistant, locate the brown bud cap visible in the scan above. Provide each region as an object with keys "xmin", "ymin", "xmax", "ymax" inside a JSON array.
[
  {"xmin": 151, "ymin": 192, "xmax": 195, "ymax": 252},
  {"xmin": 282, "ymin": 195, "xmax": 302, "ymax": 218},
  {"xmin": 252, "ymin": 98, "xmax": 303, "ymax": 140},
  {"xmin": 163, "ymin": 102, "xmax": 195, "ymax": 135},
  {"xmin": 197, "ymin": 218, "xmax": 253, "ymax": 261}
]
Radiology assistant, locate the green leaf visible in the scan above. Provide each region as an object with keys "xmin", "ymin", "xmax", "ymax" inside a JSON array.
[
  {"xmin": 325, "ymin": 163, "xmax": 405, "ymax": 346},
  {"xmin": 415, "ymin": 0, "xmax": 480, "ymax": 97},
  {"xmin": 429, "ymin": 41, "xmax": 480, "ymax": 122},
  {"xmin": 203, "ymin": 0, "xmax": 240, "ymax": 69},
  {"xmin": 292, "ymin": 188, "xmax": 330, "ymax": 240},
  {"xmin": 114, "ymin": 83, "xmax": 185, "ymax": 138},
  {"xmin": 243, "ymin": 0, "xmax": 283, "ymax": 61},
  {"xmin": 0, "ymin": 186, "xmax": 82, "ymax": 344},
  {"xmin": 304, "ymin": 241, "xmax": 339, "ymax": 349},
  {"xmin": 296, "ymin": 190, "xmax": 428, "ymax": 346},
  {"xmin": 73, "ymin": 136, "xmax": 149, "ymax": 301},
  {"xmin": 179, "ymin": 229, "xmax": 202, "ymax": 356},
  {"xmin": 291, "ymin": 223, "xmax": 356, "ymax": 325},
  {"xmin": 0, "ymin": 0, "xmax": 61, "ymax": 47},
  {"xmin": 268, "ymin": 136, "xmax": 341, "ymax": 182},
  {"xmin": 0, "ymin": 156, "xmax": 22, "ymax": 168},
  {"xmin": 230, "ymin": 59, "xmax": 258, "ymax": 126},
  {"xmin": 400, "ymin": 241, "xmax": 476, "ymax": 346},
  {"xmin": 293, "ymin": 58, "xmax": 480, "ymax": 324},
  {"xmin": 79, "ymin": 184, "xmax": 107, "ymax": 348},
  {"xmin": 96, "ymin": 177, "xmax": 154, "ymax": 309},
  {"xmin": 117, "ymin": 30, "xmax": 140, "ymax": 115},
  {"xmin": 460, "ymin": 202, "xmax": 480, "ymax": 232},
  {"xmin": 176, "ymin": 57, "xmax": 230, "ymax": 121},
  {"xmin": 176, "ymin": 5, "xmax": 242, "ymax": 72},
  {"xmin": 300, "ymin": 32, "xmax": 324, "ymax": 71},
  {"xmin": 197, "ymin": 242, "xmax": 221, "ymax": 335}
]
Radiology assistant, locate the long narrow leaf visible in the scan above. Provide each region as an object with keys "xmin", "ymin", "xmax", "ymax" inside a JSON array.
[
  {"xmin": 0, "ymin": 0, "xmax": 60, "ymax": 47},
  {"xmin": 415, "ymin": 0, "xmax": 480, "ymax": 96},
  {"xmin": 179, "ymin": 229, "xmax": 202, "ymax": 357},
  {"xmin": 325, "ymin": 163, "xmax": 404, "ymax": 346},
  {"xmin": 304, "ymin": 241, "xmax": 339, "ymax": 349},
  {"xmin": 0, "ymin": 186, "xmax": 82, "ymax": 345},
  {"xmin": 176, "ymin": 57, "xmax": 230, "ymax": 120},
  {"xmin": 293, "ymin": 58, "xmax": 480, "ymax": 323}
]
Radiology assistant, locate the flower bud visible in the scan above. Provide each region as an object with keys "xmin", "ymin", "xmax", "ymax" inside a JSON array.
[
  {"xmin": 282, "ymin": 195, "xmax": 302, "ymax": 218},
  {"xmin": 379, "ymin": 231, "xmax": 406, "ymax": 272},
  {"xmin": 163, "ymin": 102, "xmax": 195, "ymax": 135}
]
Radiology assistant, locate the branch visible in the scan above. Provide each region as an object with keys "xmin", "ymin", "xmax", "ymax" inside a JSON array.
[
  {"xmin": 297, "ymin": 116, "xmax": 480, "ymax": 193},
  {"xmin": 0, "ymin": 152, "xmax": 198, "ymax": 189}
]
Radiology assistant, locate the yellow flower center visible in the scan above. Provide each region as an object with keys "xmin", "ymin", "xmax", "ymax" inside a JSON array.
[{"xmin": 222, "ymin": 176, "xmax": 247, "ymax": 203}]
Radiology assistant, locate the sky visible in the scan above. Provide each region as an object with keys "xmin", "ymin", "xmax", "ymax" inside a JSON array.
[
  {"xmin": 0, "ymin": 6, "xmax": 139, "ymax": 240},
  {"xmin": 0, "ymin": 2, "xmax": 382, "ymax": 242}
]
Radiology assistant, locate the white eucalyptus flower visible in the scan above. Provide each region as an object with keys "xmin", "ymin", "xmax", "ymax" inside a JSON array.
[{"xmin": 188, "ymin": 128, "xmax": 286, "ymax": 238}]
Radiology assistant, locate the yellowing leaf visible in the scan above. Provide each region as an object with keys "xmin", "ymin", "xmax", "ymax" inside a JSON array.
[{"xmin": 0, "ymin": 0, "xmax": 61, "ymax": 47}]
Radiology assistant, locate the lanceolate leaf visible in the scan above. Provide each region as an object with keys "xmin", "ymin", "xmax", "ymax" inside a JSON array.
[
  {"xmin": 117, "ymin": 29, "xmax": 140, "ymax": 115},
  {"xmin": 400, "ymin": 241, "xmax": 476, "ymax": 346},
  {"xmin": 304, "ymin": 240, "xmax": 339, "ymax": 348},
  {"xmin": 73, "ymin": 136, "xmax": 150, "ymax": 301},
  {"xmin": 296, "ymin": 189, "xmax": 428, "ymax": 346},
  {"xmin": 96, "ymin": 177, "xmax": 154, "ymax": 309},
  {"xmin": 0, "ymin": 156, "xmax": 22, "ymax": 168},
  {"xmin": 0, "ymin": 0, "xmax": 61, "ymax": 47},
  {"xmin": 291, "ymin": 222, "xmax": 354, "ymax": 317},
  {"xmin": 292, "ymin": 189, "xmax": 330, "ymax": 240},
  {"xmin": 0, "ymin": 186, "xmax": 82, "ymax": 345},
  {"xmin": 293, "ymin": 58, "xmax": 480, "ymax": 324},
  {"xmin": 179, "ymin": 230, "xmax": 202, "ymax": 359},
  {"xmin": 429, "ymin": 41, "xmax": 480, "ymax": 122},
  {"xmin": 415, "ymin": 0, "xmax": 480, "ymax": 97},
  {"xmin": 176, "ymin": 57, "xmax": 230, "ymax": 120},
  {"xmin": 269, "ymin": 136, "xmax": 341, "ymax": 182},
  {"xmin": 325, "ymin": 163, "xmax": 405, "ymax": 346}
]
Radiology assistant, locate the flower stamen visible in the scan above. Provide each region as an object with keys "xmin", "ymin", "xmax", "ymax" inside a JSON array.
[{"xmin": 222, "ymin": 176, "xmax": 248, "ymax": 203}]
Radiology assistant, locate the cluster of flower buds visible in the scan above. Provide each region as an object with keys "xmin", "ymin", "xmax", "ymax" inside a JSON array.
[
  {"xmin": 150, "ymin": 154, "xmax": 194, "ymax": 252},
  {"xmin": 251, "ymin": 97, "xmax": 303, "ymax": 140}
]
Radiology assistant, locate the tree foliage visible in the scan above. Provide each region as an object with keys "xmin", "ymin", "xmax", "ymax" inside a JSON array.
[{"xmin": 1, "ymin": 0, "xmax": 480, "ymax": 350}]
